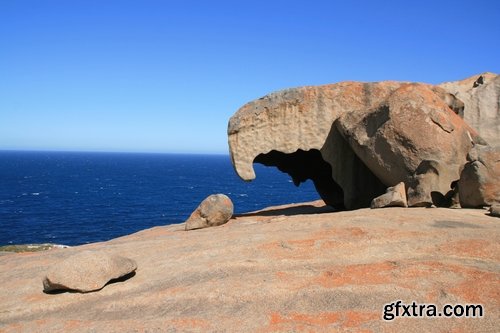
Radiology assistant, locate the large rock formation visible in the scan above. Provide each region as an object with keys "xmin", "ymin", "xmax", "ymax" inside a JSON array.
[
  {"xmin": 439, "ymin": 72, "xmax": 500, "ymax": 147},
  {"xmin": 228, "ymin": 80, "xmax": 484, "ymax": 209}
]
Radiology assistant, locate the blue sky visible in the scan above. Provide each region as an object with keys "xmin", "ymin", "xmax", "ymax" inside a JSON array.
[{"xmin": 1, "ymin": 1, "xmax": 499, "ymax": 154}]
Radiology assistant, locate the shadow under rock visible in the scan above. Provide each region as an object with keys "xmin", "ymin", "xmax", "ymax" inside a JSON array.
[
  {"xmin": 235, "ymin": 204, "xmax": 336, "ymax": 218},
  {"xmin": 44, "ymin": 271, "xmax": 137, "ymax": 295}
]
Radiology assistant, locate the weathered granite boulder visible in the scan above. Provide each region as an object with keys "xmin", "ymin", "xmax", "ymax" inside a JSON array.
[
  {"xmin": 458, "ymin": 145, "xmax": 500, "ymax": 207},
  {"xmin": 335, "ymin": 83, "xmax": 476, "ymax": 208},
  {"xmin": 439, "ymin": 72, "xmax": 500, "ymax": 147},
  {"xmin": 228, "ymin": 79, "xmax": 481, "ymax": 209},
  {"xmin": 43, "ymin": 251, "xmax": 137, "ymax": 292},
  {"xmin": 371, "ymin": 182, "xmax": 407, "ymax": 208},
  {"xmin": 185, "ymin": 194, "xmax": 234, "ymax": 230}
]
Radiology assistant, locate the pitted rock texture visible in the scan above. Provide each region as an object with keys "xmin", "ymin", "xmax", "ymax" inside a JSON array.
[
  {"xmin": 1, "ymin": 201, "xmax": 498, "ymax": 332},
  {"xmin": 42, "ymin": 251, "xmax": 137, "ymax": 292},
  {"xmin": 439, "ymin": 72, "xmax": 500, "ymax": 147},
  {"xmin": 459, "ymin": 145, "xmax": 500, "ymax": 207},
  {"xmin": 228, "ymin": 79, "xmax": 481, "ymax": 209},
  {"xmin": 185, "ymin": 194, "xmax": 234, "ymax": 230}
]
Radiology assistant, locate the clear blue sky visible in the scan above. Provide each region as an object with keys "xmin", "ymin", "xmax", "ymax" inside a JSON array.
[{"xmin": 1, "ymin": 1, "xmax": 499, "ymax": 154}]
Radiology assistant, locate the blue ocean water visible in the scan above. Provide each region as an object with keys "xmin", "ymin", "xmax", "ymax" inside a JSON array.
[{"xmin": 0, "ymin": 151, "xmax": 319, "ymax": 246}]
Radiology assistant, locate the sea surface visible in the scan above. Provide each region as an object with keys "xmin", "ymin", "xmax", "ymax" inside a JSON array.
[{"xmin": 0, "ymin": 151, "xmax": 319, "ymax": 246}]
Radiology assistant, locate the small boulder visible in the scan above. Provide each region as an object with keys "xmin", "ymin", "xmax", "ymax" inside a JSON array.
[
  {"xmin": 43, "ymin": 251, "xmax": 137, "ymax": 293},
  {"xmin": 490, "ymin": 204, "xmax": 500, "ymax": 218},
  {"xmin": 371, "ymin": 182, "xmax": 408, "ymax": 208},
  {"xmin": 185, "ymin": 194, "xmax": 234, "ymax": 230},
  {"xmin": 459, "ymin": 145, "xmax": 500, "ymax": 208}
]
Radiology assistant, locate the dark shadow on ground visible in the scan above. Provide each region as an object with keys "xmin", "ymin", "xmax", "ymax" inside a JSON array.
[
  {"xmin": 44, "ymin": 288, "xmax": 80, "ymax": 295},
  {"xmin": 107, "ymin": 271, "xmax": 136, "ymax": 286},
  {"xmin": 486, "ymin": 212, "xmax": 500, "ymax": 219},
  {"xmin": 235, "ymin": 204, "xmax": 336, "ymax": 218}
]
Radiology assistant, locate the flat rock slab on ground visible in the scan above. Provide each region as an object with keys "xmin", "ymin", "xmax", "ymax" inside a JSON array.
[
  {"xmin": 0, "ymin": 201, "xmax": 498, "ymax": 332},
  {"xmin": 43, "ymin": 251, "xmax": 137, "ymax": 292}
]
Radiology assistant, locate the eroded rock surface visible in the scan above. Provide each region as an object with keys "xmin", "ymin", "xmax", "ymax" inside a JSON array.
[
  {"xmin": 1, "ymin": 202, "xmax": 498, "ymax": 332},
  {"xmin": 42, "ymin": 251, "xmax": 137, "ymax": 292},
  {"xmin": 185, "ymin": 194, "xmax": 234, "ymax": 230},
  {"xmin": 228, "ymin": 79, "xmax": 482, "ymax": 209},
  {"xmin": 439, "ymin": 72, "xmax": 500, "ymax": 147}
]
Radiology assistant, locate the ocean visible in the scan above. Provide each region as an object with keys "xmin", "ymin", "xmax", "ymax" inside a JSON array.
[{"xmin": 0, "ymin": 151, "xmax": 319, "ymax": 246}]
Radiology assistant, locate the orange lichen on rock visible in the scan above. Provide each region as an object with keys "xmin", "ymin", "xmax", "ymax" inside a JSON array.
[
  {"xmin": 264, "ymin": 310, "xmax": 379, "ymax": 332},
  {"xmin": 265, "ymin": 311, "xmax": 341, "ymax": 332},
  {"xmin": 439, "ymin": 239, "xmax": 499, "ymax": 260},
  {"xmin": 313, "ymin": 261, "xmax": 396, "ymax": 288},
  {"xmin": 169, "ymin": 318, "xmax": 211, "ymax": 330}
]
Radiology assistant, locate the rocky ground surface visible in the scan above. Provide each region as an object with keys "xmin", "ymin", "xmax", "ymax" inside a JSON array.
[{"xmin": 0, "ymin": 201, "xmax": 498, "ymax": 332}]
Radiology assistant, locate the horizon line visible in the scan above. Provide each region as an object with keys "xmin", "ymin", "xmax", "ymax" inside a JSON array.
[{"xmin": 0, "ymin": 148, "xmax": 230, "ymax": 156}]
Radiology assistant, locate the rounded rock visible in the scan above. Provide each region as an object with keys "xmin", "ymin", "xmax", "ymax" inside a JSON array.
[{"xmin": 185, "ymin": 194, "xmax": 234, "ymax": 230}]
